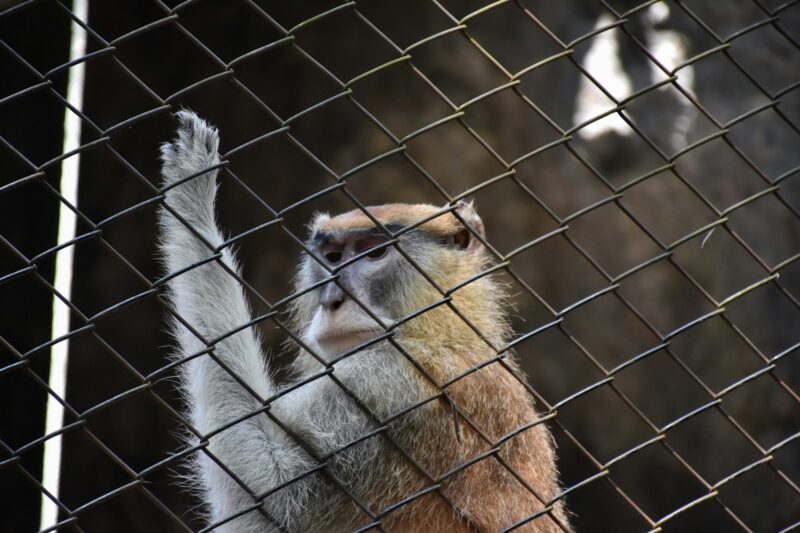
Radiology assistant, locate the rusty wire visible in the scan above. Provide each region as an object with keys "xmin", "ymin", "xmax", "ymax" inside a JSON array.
[{"xmin": 1, "ymin": 0, "xmax": 799, "ymax": 531}]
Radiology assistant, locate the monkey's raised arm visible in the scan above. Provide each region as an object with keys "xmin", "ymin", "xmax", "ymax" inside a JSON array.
[
  {"xmin": 158, "ymin": 111, "xmax": 316, "ymax": 531},
  {"xmin": 159, "ymin": 111, "xmax": 275, "ymax": 409}
]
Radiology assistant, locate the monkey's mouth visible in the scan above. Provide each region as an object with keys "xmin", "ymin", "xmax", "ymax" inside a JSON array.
[{"xmin": 314, "ymin": 328, "xmax": 386, "ymax": 355}]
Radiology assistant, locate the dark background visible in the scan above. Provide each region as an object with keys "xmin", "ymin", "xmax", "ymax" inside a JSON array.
[{"xmin": 1, "ymin": 0, "xmax": 800, "ymax": 531}]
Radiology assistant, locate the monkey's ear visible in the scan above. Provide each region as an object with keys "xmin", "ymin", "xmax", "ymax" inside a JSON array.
[
  {"xmin": 453, "ymin": 200, "xmax": 485, "ymax": 252},
  {"xmin": 307, "ymin": 211, "xmax": 331, "ymax": 237}
]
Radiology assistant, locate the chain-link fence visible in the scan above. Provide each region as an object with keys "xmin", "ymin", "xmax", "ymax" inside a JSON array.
[{"xmin": 2, "ymin": 0, "xmax": 800, "ymax": 531}]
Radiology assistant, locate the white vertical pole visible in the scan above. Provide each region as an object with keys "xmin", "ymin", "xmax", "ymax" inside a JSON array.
[{"xmin": 39, "ymin": 0, "xmax": 88, "ymax": 529}]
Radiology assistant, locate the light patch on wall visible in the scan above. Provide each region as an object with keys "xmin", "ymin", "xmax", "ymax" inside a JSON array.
[
  {"xmin": 645, "ymin": 2, "xmax": 694, "ymax": 91},
  {"xmin": 573, "ymin": 14, "xmax": 633, "ymax": 139},
  {"xmin": 573, "ymin": 3, "xmax": 695, "ymax": 144},
  {"xmin": 644, "ymin": 3, "xmax": 696, "ymax": 149}
]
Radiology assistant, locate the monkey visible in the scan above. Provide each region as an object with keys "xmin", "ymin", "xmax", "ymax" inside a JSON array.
[{"xmin": 158, "ymin": 110, "xmax": 570, "ymax": 533}]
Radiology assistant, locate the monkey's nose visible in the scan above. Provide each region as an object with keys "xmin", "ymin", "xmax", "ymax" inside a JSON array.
[{"xmin": 320, "ymin": 283, "xmax": 347, "ymax": 312}]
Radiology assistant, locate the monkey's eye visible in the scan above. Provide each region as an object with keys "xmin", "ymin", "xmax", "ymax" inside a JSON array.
[
  {"xmin": 367, "ymin": 247, "xmax": 387, "ymax": 259},
  {"xmin": 355, "ymin": 236, "xmax": 390, "ymax": 260},
  {"xmin": 321, "ymin": 246, "xmax": 343, "ymax": 264},
  {"xmin": 325, "ymin": 252, "xmax": 342, "ymax": 263}
]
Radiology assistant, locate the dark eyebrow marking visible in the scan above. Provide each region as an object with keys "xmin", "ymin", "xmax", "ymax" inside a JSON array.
[
  {"xmin": 308, "ymin": 223, "xmax": 407, "ymax": 245},
  {"xmin": 307, "ymin": 222, "xmax": 459, "ymax": 248},
  {"xmin": 367, "ymin": 223, "xmax": 406, "ymax": 237}
]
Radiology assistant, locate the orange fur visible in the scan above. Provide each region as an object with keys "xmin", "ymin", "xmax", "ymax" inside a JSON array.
[
  {"xmin": 311, "ymin": 204, "xmax": 570, "ymax": 532},
  {"xmin": 312, "ymin": 203, "xmax": 470, "ymax": 237}
]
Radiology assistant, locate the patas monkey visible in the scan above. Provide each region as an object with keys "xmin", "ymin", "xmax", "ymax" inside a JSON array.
[{"xmin": 158, "ymin": 111, "xmax": 570, "ymax": 532}]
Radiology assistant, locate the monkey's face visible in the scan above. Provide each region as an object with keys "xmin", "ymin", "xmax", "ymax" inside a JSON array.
[{"xmin": 292, "ymin": 202, "xmax": 494, "ymax": 360}]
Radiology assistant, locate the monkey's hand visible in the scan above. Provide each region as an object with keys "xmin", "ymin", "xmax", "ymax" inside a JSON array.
[{"xmin": 159, "ymin": 110, "xmax": 221, "ymax": 227}]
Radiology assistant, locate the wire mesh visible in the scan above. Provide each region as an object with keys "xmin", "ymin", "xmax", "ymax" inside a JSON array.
[{"xmin": 1, "ymin": 0, "xmax": 800, "ymax": 531}]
